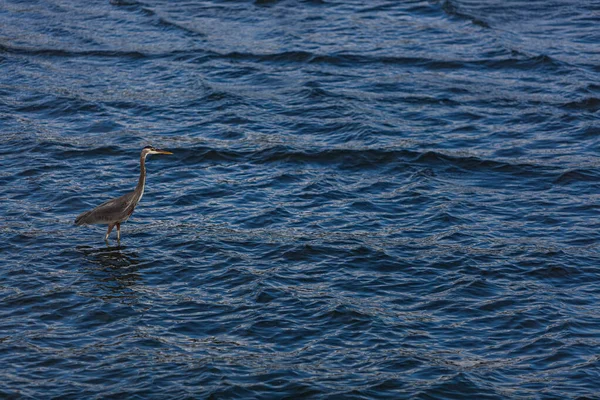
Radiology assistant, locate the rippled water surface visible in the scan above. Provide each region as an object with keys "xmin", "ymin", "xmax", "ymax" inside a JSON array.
[{"xmin": 1, "ymin": 0, "xmax": 600, "ymax": 398}]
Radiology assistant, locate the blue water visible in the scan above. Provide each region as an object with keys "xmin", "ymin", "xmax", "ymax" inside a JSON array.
[{"xmin": 1, "ymin": 0, "xmax": 600, "ymax": 398}]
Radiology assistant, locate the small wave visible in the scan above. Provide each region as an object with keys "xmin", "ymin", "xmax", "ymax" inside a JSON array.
[
  {"xmin": 315, "ymin": 303, "xmax": 373, "ymax": 326},
  {"xmin": 553, "ymin": 169, "xmax": 600, "ymax": 185},
  {"xmin": 225, "ymin": 50, "xmax": 314, "ymax": 63},
  {"xmin": 109, "ymin": 0, "xmax": 205, "ymax": 38},
  {"xmin": 177, "ymin": 146, "xmax": 558, "ymax": 180},
  {"xmin": 254, "ymin": 0, "xmax": 281, "ymax": 5},
  {"xmin": 421, "ymin": 372, "xmax": 490, "ymax": 398},
  {"xmin": 562, "ymin": 97, "xmax": 600, "ymax": 112},
  {"xmin": 1, "ymin": 40, "xmax": 566, "ymax": 75},
  {"xmin": 17, "ymin": 96, "xmax": 104, "ymax": 116},
  {"xmin": 155, "ymin": 17, "xmax": 205, "ymax": 38},
  {"xmin": 197, "ymin": 49, "xmax": 464, "ymax": 70},
  {"xmin": 482, "ymin": 53, "xmax": 563, "ymax": 71},
  {"xmin": 412, "ymin": 150, "xmax": 548, "ymax": 177},
  {"xmin": 109, "ymin": 0, "xmax": 139, "ymax": 5},
  {"xmin": 205, "ymin": 49, "xmax": 570, "ymax": 74},
  {"xmin": 526, "ymin": 264, "xmax": 579, "ymax": 279},
  {"xmin": 56, "ymin": 145, "xmax": 126, "ymax": 158},
  {"xmin": 0, "ymin": 42, "xmax": 148, "ymax": 59},
  {"xmin": 239, "ymin": 207, "xmax": 293, "ymax": 229},
  {"xmin": 440, "ymin": 0, "xmax": 491, "ymax": 28},
  {"xmin": 281, "ymin": 244, "xmax": 333, "ymax": 262}
]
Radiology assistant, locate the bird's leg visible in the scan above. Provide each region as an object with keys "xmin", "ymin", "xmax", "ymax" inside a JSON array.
[
  {"xmin": 116, "ymin": 222, "xmax": 121, "ymax": 241},
  {"xmin": 105, "ymin": 223, "xmax": 115, "ymax": 241}
]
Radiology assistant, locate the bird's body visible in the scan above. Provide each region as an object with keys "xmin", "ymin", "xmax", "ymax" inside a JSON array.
[
  {"xmin": 75, "ymin": 146, "xmax": 172, "ymax": 241},
  {"xmin": 74, "ymin": 190, "xmax": 139, "ymax": 227}
]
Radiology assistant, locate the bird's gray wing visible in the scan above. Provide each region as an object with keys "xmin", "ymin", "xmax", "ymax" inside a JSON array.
[{"xmin": 75, "ymin": 192, "xmax": 135, "ymax": 225}]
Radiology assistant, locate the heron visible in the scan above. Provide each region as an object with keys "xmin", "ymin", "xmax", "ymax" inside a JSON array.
[{"xmin": 75, "ymin": 146, "xmax": 173, "ymax": 241}]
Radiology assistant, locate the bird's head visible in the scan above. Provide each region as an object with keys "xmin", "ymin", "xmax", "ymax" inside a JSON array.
[{"xmin": 142, "ymin": 145, "xmax": 173, "ymax": 157}]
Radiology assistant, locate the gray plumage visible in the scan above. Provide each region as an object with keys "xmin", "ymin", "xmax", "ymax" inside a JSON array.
[
  {"xmin": 75, "ymin": 146, "xmax": 172, "ymax": 241},
  {"xmin": 74, "ymin": 191, "xmax": 139, "ymax": 226}
]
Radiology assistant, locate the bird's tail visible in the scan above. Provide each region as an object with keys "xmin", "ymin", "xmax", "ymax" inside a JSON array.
[{"xmin": 75, "ymin": 211, "xmax": 91, "ymax": 226}]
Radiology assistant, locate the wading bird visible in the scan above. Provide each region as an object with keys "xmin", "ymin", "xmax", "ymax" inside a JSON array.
[{"xmin": 75, "ymin": 146, "xmax": 173, "ymax": 241}]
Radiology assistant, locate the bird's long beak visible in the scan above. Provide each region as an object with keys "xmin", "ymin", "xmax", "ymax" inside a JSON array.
[{"xmin": 155, "ymin": 148, "xmax": 173, "ymax": 155}]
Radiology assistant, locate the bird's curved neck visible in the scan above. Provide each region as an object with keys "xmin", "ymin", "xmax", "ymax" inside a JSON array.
[{"xmin": 136, "ymin": 154, "xmax": 147, "ymax": 199}]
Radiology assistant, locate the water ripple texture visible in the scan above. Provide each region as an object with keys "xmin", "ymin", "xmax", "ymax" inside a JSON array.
[{"xmin": 1, "ymin": 0, "xmax": 599, "ymax": 398}]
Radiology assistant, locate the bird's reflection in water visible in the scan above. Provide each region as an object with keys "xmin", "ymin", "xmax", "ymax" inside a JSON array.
[{"xmin": 76, "ymin": 244, "xmax": 143, "ymax": 303}]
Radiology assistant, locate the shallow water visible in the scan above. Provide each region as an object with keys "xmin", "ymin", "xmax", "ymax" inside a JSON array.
[{"xmin": 1, "ymin": 0, "xmax": 600, "ymax": 398}]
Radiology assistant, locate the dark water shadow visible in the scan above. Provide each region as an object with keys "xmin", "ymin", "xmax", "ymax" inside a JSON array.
[{"xmin": 75, "ymin": 244, "xmax": 144, "ymax": 302}]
